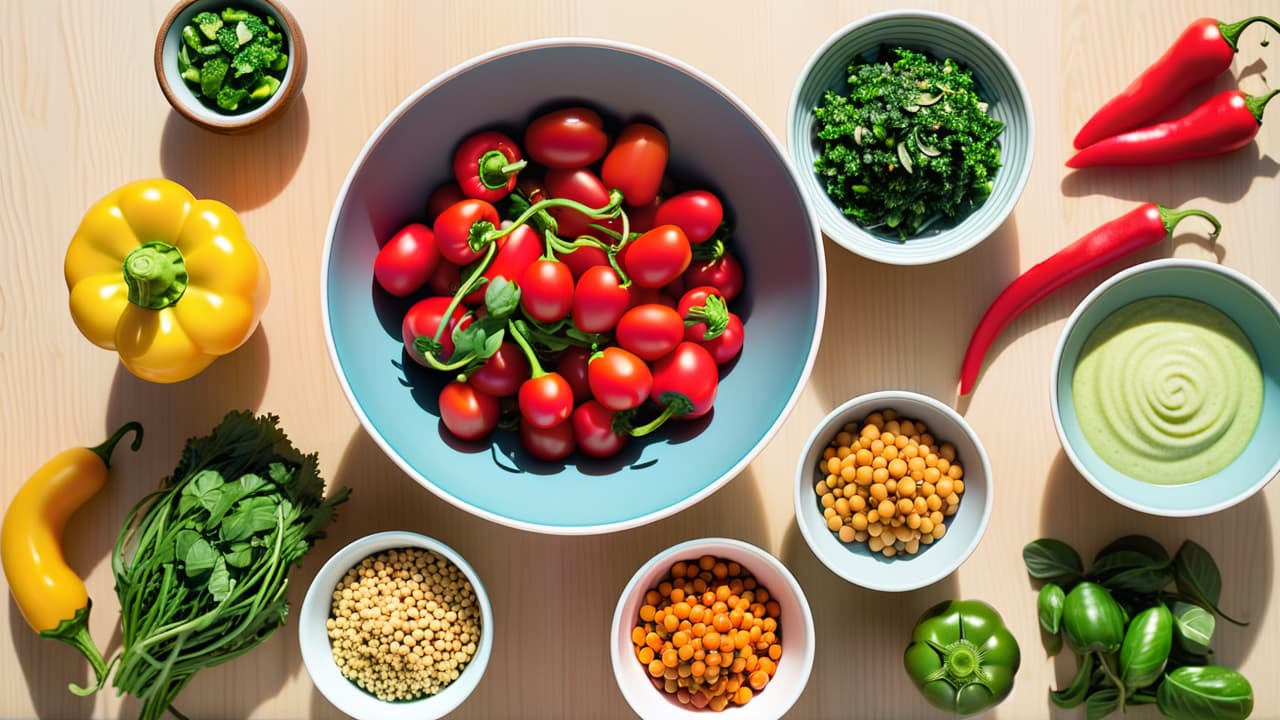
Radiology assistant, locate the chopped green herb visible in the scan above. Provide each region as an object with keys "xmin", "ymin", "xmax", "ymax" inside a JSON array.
[
  {"xmin": 813, "ymin": 47, "xmax": 1004, "ymax": 240},
  {"xmin": 176, "ymin": 6, "xmax": 288, "ymax": 114}
]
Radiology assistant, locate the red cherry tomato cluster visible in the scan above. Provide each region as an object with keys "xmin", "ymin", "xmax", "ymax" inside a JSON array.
[{"xmin": 372, "ymin": 105, "xmax": 748, "ymax": 462}]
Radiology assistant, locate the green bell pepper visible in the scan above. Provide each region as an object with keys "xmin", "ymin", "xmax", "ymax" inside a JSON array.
[{"xmin": 904, "ymin": 599, "xmax": 1021, "ymax": 715}]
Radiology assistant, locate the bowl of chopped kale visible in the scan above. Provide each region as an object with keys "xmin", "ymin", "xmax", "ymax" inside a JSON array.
[
  {"xmin": 155, "ymin": 0, "xmax": 306, "ymax": 133},
  {"xmin": 788, "ymin": 10, "xmax": 1033, "ymax": 265}
]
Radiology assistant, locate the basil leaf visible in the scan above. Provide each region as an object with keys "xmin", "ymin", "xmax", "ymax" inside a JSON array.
[
  {"xmin": 484, "ymin": 276, "xmax": 521, "ymax": 319},
  {"xmin": 1171, "ymin": 601, "xmax": 1215, "ymax": 655},
  {"xmin": 184, "ymin": 537, "xmax": 218, "ymax": 577},
  {"xmin": 1093, "ymin": 535, "xmax": 1168, "ymax": 565},
  {"xmin": 220, "ymin": 496, "xmax": 280, "ymax": 542},
  {"xmin": 1024, "ymin": 538, "xmax": 1084, "ymax": 586},
  {"xmin": 1093, "ymin": 553, "xmax": 1174, "ymax": 595},
  {"xmin": 180, "ymin": 469, "xmax": 225, "ymax": 516},
  {"xmin": 1157, "ymin": 666, "xmax": 1254, "ymax": 720},
  {"xmin": 208, "ymin": 557, "xmax": 231, "ymax": 602},
  {"xmin": 1050, "ymin": 652, "xmax": 1093, "ymax": 709},
  {"xmin": 173, "ymin": 528, "xmax": 201, "ymax": 568},
  {"xmin": 1086, "ymin": 688, "xmax": 1120, "ymax": 720},
  {"xmin": 1038, "ymin": 583, "xmax": 1065, "ymax": 635},
  {"xmin": 224, "ymin": 541, "xmax": 255, "ymax": 569},
  {"xmin": 1174, "ymin": 540, "xmax": 1247, "ymax": 626}
]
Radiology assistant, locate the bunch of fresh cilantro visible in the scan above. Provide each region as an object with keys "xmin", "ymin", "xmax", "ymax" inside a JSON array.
[
  {"xmin": 813, "ymin": 47, "xmax": 1004, "ymax": 240},
  {"xmin": 108, "ymin": 411, "xmax": 349, "ymax": 720}
]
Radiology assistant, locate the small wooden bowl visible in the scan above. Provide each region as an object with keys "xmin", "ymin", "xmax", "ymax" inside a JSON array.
[{"xmin": 155, "ymin": 0, "xmax": 307, "ymax": 134}]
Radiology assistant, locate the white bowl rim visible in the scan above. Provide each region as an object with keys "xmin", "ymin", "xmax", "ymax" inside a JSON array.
[
  {"xmin": 298, "ymin": 530, "xmax": 495, "ymax": 720},
  {"xmin": 320, "ymin": 37, "xmax": 827, "ymax": 535},
  {"xmin": 608, "ymin": 537, "xmax": 816, "ymax": 718},
  {"xmin": 1050, "ymin": 257, "xmax": 1280, "ymax": 516},
  {"xmin": 785, "ymin": 8, "xmax": 1036, "ymax": 265},
  {"xmin": 792, "ymin": 390, "xmax": 994, "ymax": 592}
]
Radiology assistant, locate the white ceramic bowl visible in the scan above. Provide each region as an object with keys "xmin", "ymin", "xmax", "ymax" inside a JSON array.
[
  {"xmin": 793, "ymin": 391, "xmax": 993, "ymax": 592},
  {"xmin": 1051, "ymin": 259, "xmax": 1280, "ymax": 516},
  {"xmin": 299, "ymin": 531, "xmax": 494, "ymax": 720},
  {"xmin": 610, "ymin": 538, "xmax": 815, "ymax": 719},
  {"xmin": 787, "ymin": 10, "xmax": 1033, "ymax": 264}
]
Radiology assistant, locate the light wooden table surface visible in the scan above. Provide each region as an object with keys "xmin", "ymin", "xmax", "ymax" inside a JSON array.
[{"xmin": 2, "ymin": 1, "xmax": 1278, "ymax": 718}]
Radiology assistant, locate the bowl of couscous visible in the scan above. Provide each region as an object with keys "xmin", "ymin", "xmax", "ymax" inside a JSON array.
[{"xmin": 299, "ymin": 531, "xmax": 493, "ymax": 720}]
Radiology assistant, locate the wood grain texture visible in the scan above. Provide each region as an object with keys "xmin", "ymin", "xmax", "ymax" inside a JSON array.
[{"xmin": 1, "ymin": 1, "xmax": 1277, "ymax": 718}]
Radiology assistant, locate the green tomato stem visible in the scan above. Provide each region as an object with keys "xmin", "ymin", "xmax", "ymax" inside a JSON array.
[
  {"xmin": 1096, "ymin": 651, "xmax": 1126, "ymax": 713},
  {"xmin": 486, "ymin": 191, "xmax": 623, "ymax": 247},
  {"xmin": 506, "ymin": 319, "xmax": 547, "ymax": 377}
]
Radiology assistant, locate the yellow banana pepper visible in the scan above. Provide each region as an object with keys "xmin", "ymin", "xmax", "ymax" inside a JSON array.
[
  {"xmin": 64, "ymin": 179, "xmax": 270, "ymax": 383},
  {"xmin": 2, "ymin": 422, "xmax": 142, "ymax": 694}
]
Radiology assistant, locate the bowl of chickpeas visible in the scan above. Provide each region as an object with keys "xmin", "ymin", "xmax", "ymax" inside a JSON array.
[
  {"xmin": 610, "ymin": 538, "xmax": 815, "ymax": 719},
  {"xmin": 298, "ymin": 531, "xmax": 494, "ymax": 720},
  {"xmin": 793, "ymin": 391, "xmax": 993, "ymax": 592}
]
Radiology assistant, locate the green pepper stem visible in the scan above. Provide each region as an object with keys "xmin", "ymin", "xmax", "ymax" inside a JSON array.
[
  {"xmin": 1246, "ymin": 88, "xmax": 1280, "ymax": 124},
  {"xmin": 684, "ymin": 294, "xmax": 729, "ymax": 340},
  {"xmin": 1156, "ymin": 205, "xmax": 1222, "ymax": 241},
  {"xmin": 38, "ymin": 603, "xmax": 110, "ymax": 695},
  {"xmin": 506, "ymin": 319, "xmax": 547, "ymax": 377},
  {"xmin": 122, "ymin": 242, "xmax": 189, "ymax": 309},
  {"xmin": 1218, "ymin": 16, "xmax": 1280, "ymax": 51},
  {"xmin": 87, "ymin": 421, "xmax": 144, "ymax": 467},
  {"xmin": 628, "ymin": 392, "xmax": 694, "ymax": 437},
  {"xmin": 1095, "ymin": 652, "xmax": 1125, "ymax": 712},
  {"xmin": 477, "ymin": 150, "xmax": 525, "ymax": 191}
]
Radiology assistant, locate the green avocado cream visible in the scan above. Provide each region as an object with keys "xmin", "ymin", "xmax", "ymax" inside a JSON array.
[{"xmin": 1072, "ymin": 296, "xmax": 1262, "ymax": 485}]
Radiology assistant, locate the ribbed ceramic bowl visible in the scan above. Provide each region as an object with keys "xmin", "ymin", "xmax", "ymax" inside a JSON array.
[
  {"xmin": 794, "ymin": 391, "xmax": 993, "ymax": 592},
  {"xmin": 1052, "ymin": 259, "xmax": 1280, "ymax": 516},
  {"xmin": 787, "ymin": 10, "xmax": 1033, "ymax": 265},
  {"xmin": 155, "ymin": 0, "xmax": 306, "ymax": 133},
  {"xmin": 299, "ymin": 531, "xmax": 494, "ymax": 720},
  {"xmin": 322, "ymin": 39, "xmax": 825, "ymax": 535},
  {"xmin": 610, "ymin": 538, "xmax": 815, "ymax": 719}
]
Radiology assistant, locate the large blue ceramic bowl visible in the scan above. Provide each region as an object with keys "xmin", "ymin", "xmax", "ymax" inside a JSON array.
[{"xmin": 322, "ymin": 39, "xmax": 825, "ymax": 534}]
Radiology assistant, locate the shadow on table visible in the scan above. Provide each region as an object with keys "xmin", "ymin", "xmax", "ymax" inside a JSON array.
[
  {"xmin": 1037, "ymin": 449, "xmax": 1272, "ymax": 669},
  {"xmin": 8, "ymin": 597, "xmax": 96, "ymax": 719},
  {"xmin": 778, "ymin": 520, "xmax": 958, "ymax": 718},
  {"xmin": 809, "ymin": 213, "xmax": 1020, "ymax": 414},
  {"xmin": 306, "ymin": 426, "xmax": 770, "ymax": 718},
  {"xmin": 1059, "ymin": 144, "xmax": 1280, "ymax": 206},
  {"xmin": 159, "ymin": 94, "xmax": 310, "ymax": 212}
]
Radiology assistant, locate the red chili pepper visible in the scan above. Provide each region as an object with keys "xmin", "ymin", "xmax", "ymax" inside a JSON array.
[
  {"xmin": 1073, "ymin": 16, "xmax": 1280, "ymax": 149},
  {"xmin": 958, "ymin": 204, "xmax": 1221, "ymax": 395},
  {"xmin": 1067, "ymin": 89, "xmax": 1277, "ymax": 168},
  {"xmin": 452, "ymin": 130, "xmax": 527, "ymax": 202}
]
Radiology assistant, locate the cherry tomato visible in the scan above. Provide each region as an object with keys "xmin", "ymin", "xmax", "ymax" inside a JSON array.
[
  {"xmin": 651, "ymin": 342, "xmax": 718, "ymax": 419},
  {"xmin": 572, "ymin": 400, "xmax": 629, "ymax": 458},
  {"xmin": 602, "ymin": 123, "xmax": 669, "ymax": 206},
  {"xmin": 573, "ymin": 266, "xmax": 631, "ymax": 333},
  {"xmin": 555, "ymin": 346, "xmax": 593, "ymax": 403},
  {"xmin": 468, "ymin": 341, "xmax": 531, "ymax": 397},
  {"xmin": 517, "ymin": 173, "xmax": 546, "ymax": 204},
  {"xmin": 623, "ymin": 225, "xmax": 692, "ymax": 288},
  {"xmin": 519, "ymin": 259, "xmax": 575, "ymax": 322},
  {"xmin": 684, "ymin": 251, "xmax": 744, "ymax": 302},
  {"xmin": 655, "ymin": 190, "xmax": 723, "ymax": 244},
  {"xmin": 616, "ymin": 304, "xmax": 683, "ymax": 361},
  {"xmin": 545, "ymin": 168, "xmax": 616, "ymax": 241},
  {"xmin": 374, "ymin": 223, "xmax": 441, "ymax": 297},
  {"xmin": 560, "ymin": 244, "xmax": 611, "ymax": 279},
  {"xmin": 402, "ymin": 296, "xmax": 465, "ymax": 365},
  {"xmin": 453, "ymin": 130, "xmax": 524, "ymax": 202},
  {"xmin": 678, "ymin": 285, "xmax": 727, "ymax": 341},
  {"xmin": 428, "ymin": 260, "xmax": 462, "ymax": 297},
  {"xmin": 434, "ymin": 199, "xmax": 499, "ymax": 265},
  {"xmin": 519, "ymin": 419, "xmax": 576, "ymax": 462},
  {"xmin": 463, "ymin": 224, "xmax": 542, "ymax": 305},
  {"xmin": 588, "ymin": 347, "xmax": 653, "ymax": 411},
  {"xmin": 426, "ymin": 183, "xmax": 467, "ymax": 224},
  {"xmin": 438, "ymin": 381, "xmax": 500, "ymax": 441},
  {"xmin": 700, "ymin": 313, "xmax": 744, "ymax": 365},
  {"xmin": 624, "ymin": 197, "xmax": 662, "ymax": 235},
  {"xmin": 524, "ymin": 107, "xmax": 609, "ymax": 169},
  {"xmin": 518, "ymin": 373, "xmax": 574, "ymax": 429}
]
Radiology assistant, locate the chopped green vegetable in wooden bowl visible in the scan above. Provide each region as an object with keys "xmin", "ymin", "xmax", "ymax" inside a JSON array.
[{"xmin": 177, "ymin": 6, "xmax": 289, "ymax": 113}]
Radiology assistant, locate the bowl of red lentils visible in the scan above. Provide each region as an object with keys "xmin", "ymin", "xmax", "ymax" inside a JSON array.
[
  {"xmin": 793, "ymin": 391, "xmax": 993, "ymax": 592},
  {"xmin": 299, "ymin": 531, "xmax": 493, "ymax": 720},
  {"xmin": 610, "ymin": 538, "xmax": 815, "ymax": 718}
]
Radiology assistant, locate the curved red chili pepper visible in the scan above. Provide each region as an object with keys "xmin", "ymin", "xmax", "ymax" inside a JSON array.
[
  {"xmin": 1067, "ymin": 89, "xmax": 1277, "ymax": 168},
  {"xmin": 958, "ymin": 204, "xmax": 1221, "ymax": 395},
  {"xmin": 1073, "ymin": 16, "xmax": 1280, "ymax": 149},
  {"xmin": 452, "ymin": 130, "xmax": 527, "ymax": 202}
]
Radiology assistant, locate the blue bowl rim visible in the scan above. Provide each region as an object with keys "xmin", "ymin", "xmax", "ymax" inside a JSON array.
[
  {"xmin": 785, "ymin": 8, "xmax": 1035, "ymax": 265},
  {"xmin": 1050, "ymin": 258, "xmax": 1280, "ymax": 517},
  {"xmin": 791, "ymin": 389, "xmax": 995, "ymax": 592},
  {"xmin": 320, "ymin": 37, "xmax": 827, "ymax": 535}
]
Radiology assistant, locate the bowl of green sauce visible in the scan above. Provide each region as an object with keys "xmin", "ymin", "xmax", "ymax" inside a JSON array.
[{"xmin": 1051, "ymin": 259, "xmax": 1280, "ymax": 516}]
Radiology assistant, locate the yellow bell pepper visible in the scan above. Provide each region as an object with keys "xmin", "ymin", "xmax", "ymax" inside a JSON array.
[{"xmin": 64, "ymin": 179, "xmax": 270, "ymax": 383}]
